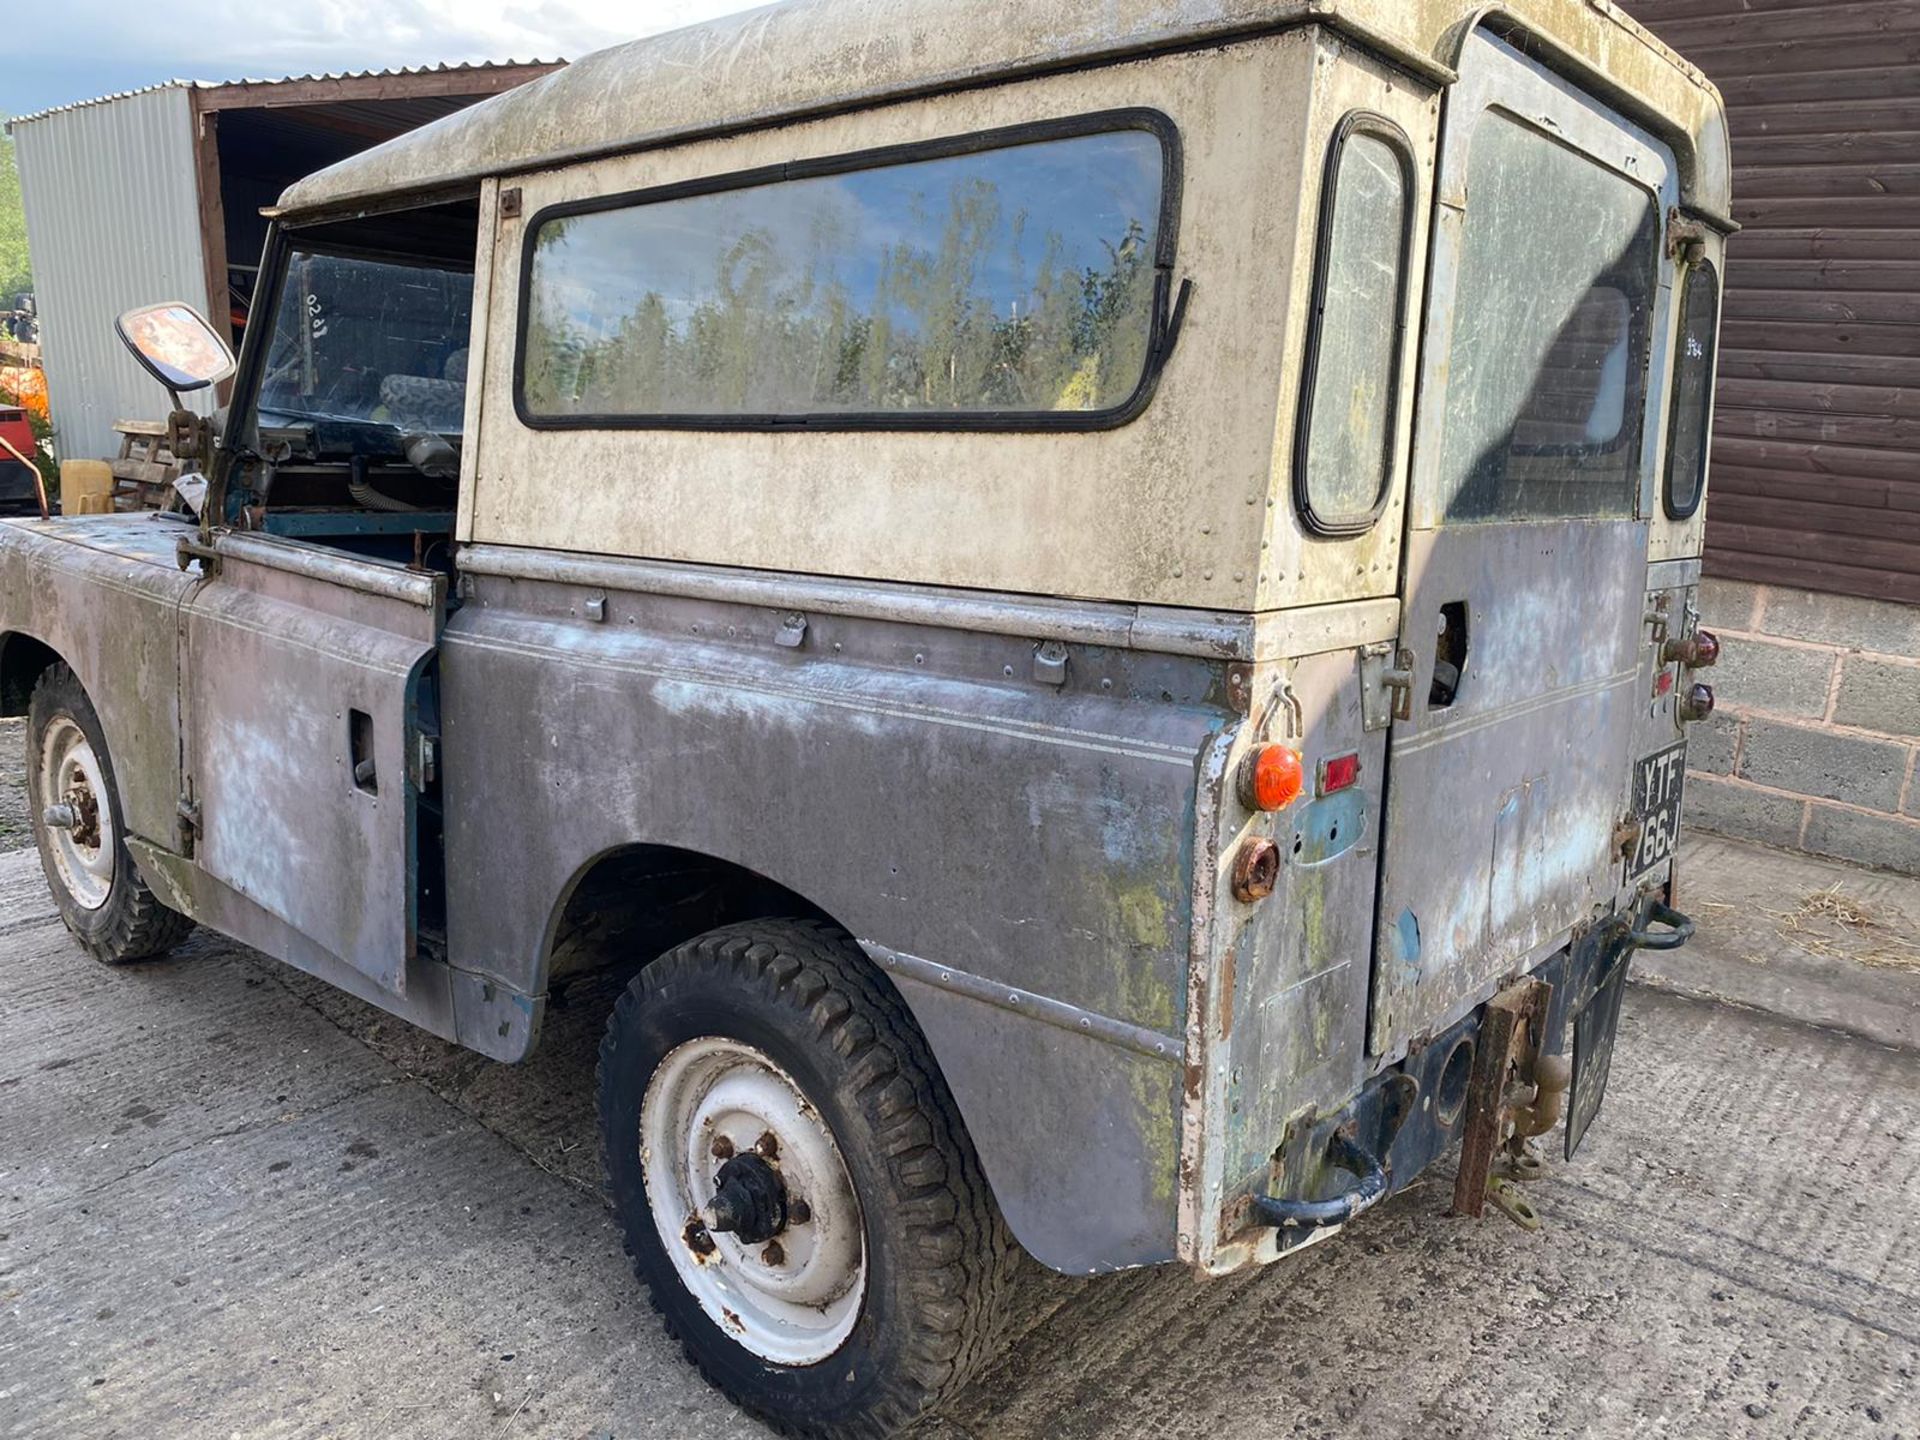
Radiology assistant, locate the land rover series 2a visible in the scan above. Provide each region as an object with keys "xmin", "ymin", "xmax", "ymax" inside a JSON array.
[{"xmin": 1, "ymin": 1, "xmax": 1728, "ymax": 1433}]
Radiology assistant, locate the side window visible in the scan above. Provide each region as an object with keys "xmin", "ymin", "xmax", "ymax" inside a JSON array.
[
  {"xmin": 1294, "ymin": 115, "xmax": 1415, "ymax": 536},
  {"xmin": 1663, "ymin": 259, "xmax": 1719, "ymax": 519},
  {"xmin": 515, "ymin": 113, "xmax": 1179, "ymax": 430}
]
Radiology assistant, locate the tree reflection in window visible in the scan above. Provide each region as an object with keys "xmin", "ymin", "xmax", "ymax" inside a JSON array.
[{"xmin": 520, "ymin": 127, "xmax": 1166, "ymax": 420}]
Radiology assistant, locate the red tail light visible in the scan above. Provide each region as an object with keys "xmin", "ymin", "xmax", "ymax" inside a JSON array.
[
  {"xmin": 1662, "ymin": 629, "xmax": 1720, "ymax": 668},
  {"xmin": 1318, "ymin": 751, "xmax": 1361, "ymax": 796}
]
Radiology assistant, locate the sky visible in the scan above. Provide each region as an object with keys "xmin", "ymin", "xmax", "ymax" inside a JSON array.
[{"xmin": 0, "ymin": 0, "xmax": 762, "ymax": 120}]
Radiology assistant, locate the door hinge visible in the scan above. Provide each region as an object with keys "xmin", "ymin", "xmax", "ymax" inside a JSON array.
[
  {"xmin": 1665, "ymin": 206, "xmax": 1707, "ymax": 265},
  {"xmin": 1360, "ymin": 643, "xmax": 1417, "ymax": 732},
  {"xmin": 410, "ymin": 734, "xmax": 439, "ymax": 791},
  {"xmin": 175, "ymin": 796, "xmax": 201, "ymax": 858}
]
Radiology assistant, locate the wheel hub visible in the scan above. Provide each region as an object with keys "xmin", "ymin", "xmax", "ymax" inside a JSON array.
[{"xmin": 705, "ymin": 1151, "xmax": 789, "ymax": 1244}]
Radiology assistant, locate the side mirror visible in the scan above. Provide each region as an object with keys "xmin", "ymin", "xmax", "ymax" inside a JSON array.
[{"xmin": 114, "ymin": 302, "xmax": 236, "ymax": 401}]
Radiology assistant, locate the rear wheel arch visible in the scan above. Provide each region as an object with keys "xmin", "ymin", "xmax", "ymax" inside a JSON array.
[{"xmin": 537, "ymin": 841, "xmax": 840, "ymax": 991}]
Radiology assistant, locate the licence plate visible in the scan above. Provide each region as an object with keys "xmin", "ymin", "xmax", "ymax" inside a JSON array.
[
  {"xmin": 1565, "ymin": 953, "xmax": 1631, "ymax": 1160},
  {"xmin": 1630, "ymin": 741, "xmax": 1686, "ymax": 878}
]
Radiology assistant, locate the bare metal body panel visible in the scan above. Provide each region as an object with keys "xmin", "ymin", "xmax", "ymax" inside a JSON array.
[
  {"xmin": 0, "ymin": 516, "xmax": 194, "ymax": 844},
  {"xmin": 1371, "ymin": 520, "xmax": 1645, "ymax": 1054},
  {"xmin": 180, "ymin": 538, "xmax": 443, "ymax": 994},
  {"xmin": 437, "ymin": 553, "xmax": 1225, "ymax": 1270}
]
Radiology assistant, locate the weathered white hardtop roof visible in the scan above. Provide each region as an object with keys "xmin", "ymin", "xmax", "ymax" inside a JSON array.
[{"xmin": 276, "ymin": 0, "xmax": 1730, "ymax": 221}]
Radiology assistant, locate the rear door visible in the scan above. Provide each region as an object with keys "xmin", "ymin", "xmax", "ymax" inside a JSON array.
[{"xmin": 1369, "ymin": 30, "xmax": 1676, "ymax": 1055}]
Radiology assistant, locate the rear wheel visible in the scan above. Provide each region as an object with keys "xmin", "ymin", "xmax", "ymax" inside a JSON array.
[
  {"xmin": 598, "ymin": 919, "xmax": 1013, "ymax": 1439},
  {"xmin": 26, "ymin": 663, "xmax": 194, "ymax": 963}
]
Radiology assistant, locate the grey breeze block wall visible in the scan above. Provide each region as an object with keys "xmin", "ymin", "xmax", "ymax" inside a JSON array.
[{"xmin": 1687, "ymin": 578, "xmax": 1920, "ymax": 875}]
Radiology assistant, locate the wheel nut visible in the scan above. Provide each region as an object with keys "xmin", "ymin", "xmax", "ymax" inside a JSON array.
[
  {"xmin": 788, "ymin": 1198, "xmax": 812, "ymax": 1225},
  {"xmin": 762, "ymin": 1240, "xmax": 786, "ymax": 1266},
  {"xmin": 710, "ymin": 1134, "xmax": 735, "ymax": 1160},
  {"xmin": 755, "ymin": 1131, "xmax": 779, "ymax": 1159}
]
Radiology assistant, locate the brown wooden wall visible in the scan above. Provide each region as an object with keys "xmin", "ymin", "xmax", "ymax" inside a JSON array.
[{"xmin": 1632, "ymin": 0, "xmax": 1920, "ymax": 603}]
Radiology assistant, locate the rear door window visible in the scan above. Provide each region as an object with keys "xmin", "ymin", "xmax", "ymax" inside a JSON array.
[{"xmin": 1434, "ymin": 111, "xmax": 1659, "ymax": 523}]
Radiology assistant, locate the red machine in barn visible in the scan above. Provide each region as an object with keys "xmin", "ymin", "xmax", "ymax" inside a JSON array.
[{"xmin": 0, "ymin": 401, "xmax": 47, "ymax": 516}]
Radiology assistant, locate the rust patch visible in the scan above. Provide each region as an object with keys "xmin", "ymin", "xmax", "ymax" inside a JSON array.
[
  {"xmin": 1450, "ymin": 977, "xmax": 1549, "ymax": 1219},
  {"xmin": 1230, "ymin": 838, "xmax": 1280, "ymax": 903}
]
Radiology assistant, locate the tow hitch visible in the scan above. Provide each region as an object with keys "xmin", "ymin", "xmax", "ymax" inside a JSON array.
[
  {"xmin": 1452, "ymin": 903, "xmax": 1695, "ymax": 1226},
  {"xmin": 1249, "ymin": 1073, "xmax": 1416, "ymax": 1232}
]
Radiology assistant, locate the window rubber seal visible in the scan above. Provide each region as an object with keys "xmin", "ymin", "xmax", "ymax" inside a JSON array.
[
  {"xmin": 1292, "ymin": 110, "xmax": 1418, "ymax": 540},
  {"xmin": 1661, "ymin": 257, "xmax": 1718, "ymax": 522}
]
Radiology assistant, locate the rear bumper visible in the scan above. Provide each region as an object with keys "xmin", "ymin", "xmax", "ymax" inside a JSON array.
[{"xmin": 1205, "ymin": 896, "xmax": 1686, "ymax": 1273}]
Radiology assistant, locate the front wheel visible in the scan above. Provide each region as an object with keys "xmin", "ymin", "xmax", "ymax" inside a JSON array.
[
  {"xmin": 26, "ymin": 663, "xmax": 194, "ymax": 963},
  {"xmin": 598, "ymin": 919, "xmax": 1013, "ymax": 1439}
]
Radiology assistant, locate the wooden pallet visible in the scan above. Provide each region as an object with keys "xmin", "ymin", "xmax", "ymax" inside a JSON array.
[{"xmin": 108, "ymin": 420, "xmax": 181, "ymax": 509}]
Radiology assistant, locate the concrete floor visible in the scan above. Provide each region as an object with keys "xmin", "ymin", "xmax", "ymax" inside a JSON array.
[
  {"xmin": 0, "ymin": 719, "xmax": 28, "ymax": 852},
  {"xmin": 1, "ymin": 798, "xmax": 1916, "ymax": 1437}
]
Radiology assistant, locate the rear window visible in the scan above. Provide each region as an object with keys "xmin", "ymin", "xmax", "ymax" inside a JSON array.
[
  {"xmin": 516, "ymin": 114, "xmax": 1177, "ymax": 429},
  {"xmin": 1434, "ymin": 112, "xmax": 1659, "ymax": 523}
]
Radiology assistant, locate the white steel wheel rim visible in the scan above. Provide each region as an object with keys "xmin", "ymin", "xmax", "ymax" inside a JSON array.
[
  {"xmin": 641, "ymin": 1036, "xmax": 867, "ymax": 1366},
  {"xmin": 39, "ymin": 716, "xmax": 114, "ymax": 912}
]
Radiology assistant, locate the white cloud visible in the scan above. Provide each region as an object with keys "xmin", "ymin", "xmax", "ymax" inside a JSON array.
[{"xmin": 15, "ymin": 0, "xmax": 763, "ymax": 81}]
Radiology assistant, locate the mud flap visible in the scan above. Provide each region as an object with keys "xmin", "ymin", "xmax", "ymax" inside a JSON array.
[{"xmin": 1566, "ymin": 952, "xmax": 1630, "ymax": 1160}]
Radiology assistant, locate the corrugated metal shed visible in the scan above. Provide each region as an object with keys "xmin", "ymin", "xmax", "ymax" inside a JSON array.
[
  {"xmin": 1635, "ymin": 0, "xmax": 1920, "ymax": 605},
  {"xmin": 10, "ymin": 86, "xmax": 212, "ymax": 464},
  {"xmin": 7, "ymin": 62, "xmax": 560, "ymax": 466}
]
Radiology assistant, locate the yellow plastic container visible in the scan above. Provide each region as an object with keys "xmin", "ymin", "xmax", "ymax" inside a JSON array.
[{"xmin": 60, "ymin": 460, "xmax": 114, "ymax": 515}]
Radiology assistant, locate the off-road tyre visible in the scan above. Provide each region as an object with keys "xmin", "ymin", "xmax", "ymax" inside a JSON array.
[
  {"xmin": 598, "ymin": 919, "xmax": 1016, "ymax": 1439},
  {"xmin": 26, "ymin": 663, "xmax": 194, "ymax": 963}
]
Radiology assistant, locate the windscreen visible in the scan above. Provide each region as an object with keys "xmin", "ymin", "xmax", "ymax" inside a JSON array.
[
  {"xmin": 258, "ymin": 251, "xmax": 475, "ymax": 435},
  {"xmin": 1434, "ymin": 112, "xmax": 1660, "ymax": 523}
]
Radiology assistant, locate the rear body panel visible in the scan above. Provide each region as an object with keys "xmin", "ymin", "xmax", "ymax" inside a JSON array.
[{"xmin": 437, "ymin": 549, "xmax": 1229, "ymax": 1272}]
